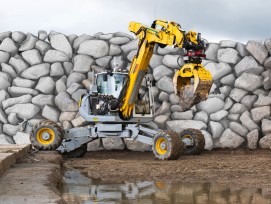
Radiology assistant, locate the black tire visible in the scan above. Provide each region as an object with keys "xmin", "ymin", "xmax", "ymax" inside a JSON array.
[
  {"xmin": 180, "ymin": 128, "xmax": 205, "ymax": 155},
  {"xmin": 30, "ymin": 120, "xmax": 63, "ymax": 151},
  {"xmin": 152, "ymin": 130, "xmax": 185, "ymax": 160},
  {"xmin": 62, "ymin": 144, "xmax": 88, "ymax": 158}
]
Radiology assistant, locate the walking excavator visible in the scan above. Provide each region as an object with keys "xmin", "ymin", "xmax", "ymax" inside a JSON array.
[{"xmin": 21, "ymin": 20, "xmax": 212, "ymax": 160}]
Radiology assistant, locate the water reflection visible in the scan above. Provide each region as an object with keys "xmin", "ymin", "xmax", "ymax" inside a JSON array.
[{"xmin": 61, "ymin": 169, "xmax": 271, "ymax": 204}]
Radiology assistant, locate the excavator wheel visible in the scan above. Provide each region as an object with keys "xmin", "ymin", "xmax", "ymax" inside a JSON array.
[
  {"xmin": 152, "ymin": 130, "xmax": 185, "ymax": 160},
  {"xmin": 180, "ymin": 128, "xmax": 205, "ymax": 155},
  {"xmin": 30, "ymin": 120, "xmax": 63, "ymax": 150},
  {"xmin": 62, "ymin": 144, "xmax": 88, "ymax": 158}
]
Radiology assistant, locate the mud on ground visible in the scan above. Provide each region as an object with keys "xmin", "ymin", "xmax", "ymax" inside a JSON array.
[{"xmin": 64, "ymin": 149, "xmax": 271, "ymax": 192}]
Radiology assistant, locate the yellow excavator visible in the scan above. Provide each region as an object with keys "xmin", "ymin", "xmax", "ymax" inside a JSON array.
[{"xmin": 21, "ymin": 20, "xmax": 212, "ymax": 160}]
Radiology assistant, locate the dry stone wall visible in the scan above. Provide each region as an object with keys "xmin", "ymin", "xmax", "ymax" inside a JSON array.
[{"xmin": 0, "ymin": 30, "xmax": 271, "ymax": 151}]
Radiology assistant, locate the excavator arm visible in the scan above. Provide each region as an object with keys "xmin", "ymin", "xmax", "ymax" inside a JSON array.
[{"xmin": 119, "ymin": 20, "xmax": 212, "ymax": 120}]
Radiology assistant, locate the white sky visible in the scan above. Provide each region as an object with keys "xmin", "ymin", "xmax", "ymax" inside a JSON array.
[{"xmin": 0, "ymin": 0, "xmax": 270, "ymax": 43}]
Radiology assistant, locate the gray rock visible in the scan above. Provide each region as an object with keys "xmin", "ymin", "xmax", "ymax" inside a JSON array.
[
  {"xmin": 72, "ymin": 89, "xmax": 87, "ymax": 102},
  {"xmin": 32, "ymin": 94, "xmax": 54, "ymax": 107},
  {"xmin": 209, "ymin": 121, "xmax": 224, "ymax": 139},
  {"xmin": 149, "ymin": 54, "xmax": 163, "ymax": 69},
  {"xmin": 259, "ymin": 134, "xmax": 271, "ymax": 149},
  {"xmin": 72, "ymin": 34, "xmax": 94, "ymax": 50},
  {"xmin": 21, "ymin": 63, "xmax": 50, "ymax": 80},
  {"xmin": 227, "ymin": 114, "xmax": 240, "ymax": 122},
  {"xmin": 67, "ymin": 34, "xmax": 77, "ymax": 45},
  {"xmin": 155, "ymin": 102, "xmax": 170, "ymax": 116},
  {"xmin": 219, "ymin": 86, "xmax": 232, "ymax": 97},
  {"xmin": 109, "ymin": 37, "xmax": 130, "ymax": 45},
  {"xmin": 158, "ymin": 91, "xmax": 169, "ymax": 102},
  {"xmin": 193, "ymin": 111, "xmax": 208, "ymax": 123},
  {"xmin": 124, "ymin": 139, "xmax": 151, "ymax": 152},
  {"xmin": 262, "ymin": 69, "xmax": 271, "ymax": 90},
  {"xmin": 205, "ymin": 62, "xmax": 231, "ymax": 81},
  {"xmin": 55, "ymin": 76, "xmax": 67, "ymax": 93},
  {"xmin": 8, "ymin": 86, "xmax": 38, "ymax": 97},
  {"xmin": 19, "ymin": 33, "xmax": 38, "ymax": 51},
  {"xmin": 219, "ymin": 129, "xmax": 245, "ymax": 149},
  {"xmin": 5, "ymin": 103, "xmax": 40, "ymax": 120},
  {"xmin": 205, "ymin": 43, "xmax": 220, "ymax": 62},
  {"xmin": 66, "ymin": 72, "xmax": 86, "ymax": 87},
  {"xmin": 217, "ymin": 48, "xmax": 240, "ymax": 64},
  {"xmin": 0, "ymin": 108, "xmax": 7, "ymax": 124},
  {"xmin": 110, "ymin": 55, "xmax": 124, "ymax": 70},
  {"xmin": 67, "ymin": 83, "xmax": 82, "ymax": 95},
  {"xmin": 197, "ymin": 97, "xmax": 224, "ymax": 115},
  {"xmin": 236, "ymin": 42, "xmax": 249, "ymax": 57},
  {"xmin": 0, "ymin": 90, "xmax": 9, "ymax": 108},
  {"xmin": 247, "ymin": 129, "xmax": 259, "ymax": 149},
  {"xmin": 153, "ymin": 65, "xmax": 173, "ymax": 81},
  {"xmin": 210, "ymin": 110, "xmax": 228, "ymax": 121},
  {"xmin": 120, "ymin": 39, "xmax": 138, "ymax": 53},
  {"xmin": 253, "ymin": 89, "xmax": 267, "ymax": 96},
  {"xmin": 2, "ymin": 94, "xmax": 32, "ymax": 109},
  {"xmin": 21, "ymin": 49, "xmax": 42, "ymax": 66},
  {"xmin": 63, "ymin": 62, "xmax": 73, "ymax": 75},
  {"xmin": 220, "ymin": 40, "xmax": 236, "ymax": 48},
  {"xmin": 229, "ymin": 121, "xmax": 249, "ymax": 137},
  {"xmin": 229, "ymin": 103, "xmax": 247, "ymax": 114},
  {"xmin": 12, "ymin": 77, "xmax": 35, "ymax": 88},
  {"xmin": 254, "ymin": 94, "xmax": 271, "ymax": 107},
  {"xmin": 0, "ymin": 38, "xmax": 18, "ymax": 53},
  {"xmin": 154, "ymin": 115, "xmax": 170, "ymax": 129},
  {"xmin": 201, "ymin": 130, "xmax": 213, "ymax": 150},
  {"xmin": 55, "ymin": 92, "xmax": 79, "ymax": 112},
  {"xmin": 265, "ymin": 38, "xmax": 271, "ymax": 54},
  {"xmin": 62, "ymin": 121, "xmax": 72, "ymax": 129},
  {"xmin": 9, "ymin": 57, "xmax": 29, "ymax": 75},
  {"xmin": 35, "ymin": 77, "xmax": 55, "ymax": 94},
  {"xmin": 0, "ymin": 32, "xmax": 11, "ymax": 41},
  {"xmin": 114, "ymin": 32, "xmax": 133, "ymax": 40},
  {"xmin": 166, "ymin": 120, "xmax": 207, "ymax": 132},
  {"xmin": 50, "ymin": 62, "xmax": 64, "ymax": 77},
  {"xmin": 171, "ymin": 110, "xmax": 193, "ymax": 120},
  {"xmin": 229, "ymin": 88, "xmax": 248, "ymax": 103},
  {"xmin": 0, "ymin": 134, "xmax": 13, "ymax": 144},
  {"xmin": 38, "ymin": 30, "xmax": 48, "ymax": 40},
  {"xmin": 157, "ymin": 76, "xmax": 174, "ymax": 93},
  {"xmin": 59, "ymin": 112, "xmax": 77, "ymax": 122},
  {"xmin": 240, "ymin": 111, "xmax": 259, "ymax": 131},
  {"xmin": 78, "ymin": 40, "xmax": 109, "ymax": 58},
  {"xmin": 220, "ymin": 74, "xmax": 236, "ymax": 86},
  {"xmin": 3, "ymin": 124, "xmax": 20, "ymax": 136},
  {"xmin": 0, "ymin": 51, "xmax": 10, "ymax": 63},
  {"xmin": 246, "ymin": 40, "xmax": 268, "ymax": 64},
  {"xmin": 35, "ymin": 40, "xmax": 51, "ymax": 55},
  {"xmin": 8, "ymin": 113, "xmax": 20, "ymax": 125},
  {"xmin": 0, "ymin": 123, "xmax": 2, "ymax": 134},
  {"xmin": 44, "ymin": 50, "xmax": 69, "ymax": 63},
  {"xmin": 234, "ymin": 56, "xmax": 264, "ymax": 77},
  {"xmin": 251, "ymin": 106, "xmax": 270, "ymax": 123},
  {"xmin": 0, "ymin": 72, "xmax": 11, "ymax": 90},
  {"xmin": 13, "ymin": 132, "xmax": 30, "ymax": 144},
  {"xmin": 95, "ymin": 56, "xmax": 112, "ymax": 68},
  {"xmin": 126, "ymin": 50, "xmax": 137, "ymax": 62},
  {"xmin": 87, "ymin": 138, "xmax": 104, "ymax": 151},
  {"xmin": 71, "ymin": 116, "xmax": 86, "ymax": 127},
  {"xmin": 50, "ymin": 33, "xmax": 72, "ymax": 58},
  {"xmin": 240, "ymin": 95, "xmax": 258, "ymax": 109},
  {"xmin": 170, "ymin": 104, "xmax": 182, "ymax": 112},
  {"xmin": 157, "ymin": 45, "xmax": 182, "ymax": 55},
  {"xmin": 98, "ymin": 33, "xmax": 114, "ymax": 40},
  {"xmin": 102, "ymin": 137, "xmax": 125, "ymax": 150},
  {"xmin": 234, "ymin": 73, "xmax": 262, "ymax": 92},
  {"xmin": 73, "ymin": 55, "xmax": 94, "ymax": 73},
  {"xmin": 1, "ymin": 63, "xmax": 18, "ymax": 79},
  {"xmin": 261, "ymin": 119, "xmax": 271, "ymax": 134},
  {"xmin": 109, "ymin": 44, "xmax": 122, "ymax": 56},
  {"xmin": 42, "ymin": 105, "xmax": 60, "ymax": 122},
  {"xmin": 223, "ymin": 97, "xmax": 233, "ymax": 110},
  {"xmin": 162, "ymin": 55, "xmax": 184, "ymax": 69},
  {"xmin": 208, "ymin": 93, "xmax": 226, "ymax": 101}
]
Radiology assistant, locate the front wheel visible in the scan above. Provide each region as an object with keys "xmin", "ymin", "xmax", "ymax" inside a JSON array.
[
  {"xmin": 30, "ymin": 120, "xmax": 63, "ymax": 150},
  {"xmin": 180, "ymin": 129, "xmax": 205, "ymax": 155},
  {"xmin": 152, "ymin": 130, "xmax": 184, "ymax": 160}
]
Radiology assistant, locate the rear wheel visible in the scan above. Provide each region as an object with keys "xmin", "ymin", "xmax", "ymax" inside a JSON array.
[
  {"xmin": 62, "ymin": 144, "xmax": 88, "ymax": 158},
  {"xmin": 180, "ymin": 128, "xmax": 205, "ymax": 155},
  {"xmin": 30, "ymin": 120, "xmax": 63, "ymax": 150},
  {"xmin": 152, "ymin": 131, "xmax": 184, "ymax": 160}
]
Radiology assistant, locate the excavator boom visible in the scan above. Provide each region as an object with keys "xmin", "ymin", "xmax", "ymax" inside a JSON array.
[{"xmin": 119, "ymin": 20, "xmax": 212, "ymax": 119}]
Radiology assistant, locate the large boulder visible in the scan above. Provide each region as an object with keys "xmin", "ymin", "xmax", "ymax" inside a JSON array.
[
  {"xmin": 12, "ymin": 31, "xmax": 26, "ymax": 43},
  {"xmin": 247, "ymin": 129, "xmax": 259, "ymax": 149},
  {"xmin": 0, "ymin": 51, "xmax": 10, "ymax": 63},
  {"xmin": 8, "ymin": 86, "xmax": 38, "ymax": 97},
  {"xmin": 1, "ymin": 62, "xmax": 18, "ymax": 79},
  {"xmin": 209, "ymin": 121, "xmax": 224, "ymax": 139},
  {"xmin": 42, "ymin": 105, "xmax": 60, "ymax": 122},
  {"xmin": 21, "ymin": 63, "xmax": 50, "ymax": 80},
  {"xmin": 157, "ymin": 76, "xmax": 174, "ymax": 93},
  {"xmin": 236, "ymin": 42, "xmax": 249, "ymax": 57},
  {"xmin": 35, "ymin": 77, "xmax": 55, "ymax": 94},
  {"xmin": 66, "ymin": 72, "xmax": 86, "ymax": 87},
  {"xmin": 44, "ymin": 50, "xmax": 69, "ymax": 63},
  {"xmin": 12, "ymin": 77, "xmax": 35, "ymax": 88},
  {"xmin": 0, "ymin": 72, "xmax": 11, "ymax": 90},
  {"xmin": 5, "ymin": 103, "xmax": 40, "ymax": 120},
  {"xmin": 171, "ymin": 110, "xmax": 193, "ymax": 120},
  {"xmin": 205, "ymin": 62, "xmax": 231, "ymax": 81},
  {"xmin": 78, "ymin": 40, "xmax": 109, "ymax": 58},
  {"xmin": 13, "ymin": 132, "xmax": 30, "ymax": 144},
  {"xmin": 102, "ymin": 137, "xmax": 125, "ymax": 150},
  {"xmin": 201, "ymin": 130, "xmax": 213, "ymax": 150},
  {"xmin": 166, "ymin": 120, "xmax": 207, "ymax": 132},
  {"xmin": 73, "ymin": 34, "xmax": 94, "ymax": 50},
  {"xmin": 193, "ymin": 111, "xmax": 208, "ymax": 123},
  {"xmin": 229, "ymin": 88, "xmax": 248, "ymax": 103},
  {"xmin": 234, "ymin": 73, "xmax": 262, "ymax": 92},
  {"xmin": 262, "ymin": 69, "xmax": 271, "ymax": 90},
  {"xmin": 19, "ymin": 33, "xmax": 38, "ymax": 51},
  {"xmin": 50, "ymin": 33, "xmax": 73, "ymax": 58},
  {"xmin": 219, "ymin": 129, "xmax": 245, "ymax": 149},
  {"xmin": 234, "ymin": 56, "xmax": 264, "ymax": 77},
  {"xmin": 259, "ymin": 134, "xmax": 271, "ymax": 149},
  {"xmin": 220, "ymin": 74, "xmax": 236, "ymax": 86},
  {"xmin": 50, "ymin": 62, "xmax": 64, "ymax": 77},
  {"xmin": 220, "ymin": 40, "xmax": 236, "ymax": 48},
  {"xmin": 153, "ymin": 65, "xmax": 173, "ymax": 81},
  {"xmin": 265, "ymin": 38, "xmax": 271, "ymax": 54},
  {"xmin": 109, "ymin": 44, "xmax": 122, "ymax": 56},
  {"xmin": 246, "ymin": 40, "xmax": 268, "ymax": 64},
  {"xmin": 21, "ymin": 49, "xmax": 42, "ymax": 66},
  {"xmin": 254, "ymin": 94, "xmax": 271, "ymax": 107},
  {"xmin": 9, "ymin": 57, "xmax": 29, "ymax": 75},
  {"xmin": 240, "ymin": 111, "xmax": 259, "ymax": 131},
  {"xmin": 240, "ymin": 95, "xmax": 258, "ymax": 109},
  {"xmin": 120, "ymin": 39, "xmax": 138, "ymax": 53},
  {"xmin": 0, "ymin": 108, "xmax": 8, "ymax": 124},
  {"xmin": 95, "ymin": 56, "xmax": 112, "ymax": 68},
  {"xmin": 205, "ymin": 43, "xmax": 220, "ymax": 62},
  {"xmin": 54, "ymin": 92, "xmax": 79, "ymax": 112},
  {"xmin": 217, "ymin": 48, "xmax": 240, "ymax": 64},
  {"xmin": 109, "ymin": 37, "xmax": 130, "ymax": 45},
  {"xmin": 210, "ymin": 110, "xmax": 228, "ymax": 121},
  {"xmin": 2, "ymin": 94, "xmax": 32, "ymax": 109},
  {"xmin": 35, "ymin": 40, "xmax": 51, "ymax": 55},
  {"xmin": 197, "ymin": 97, "xmax": 224, "ymax": 115},
  {"xmin": 162, "ymin": 55, "xmax": 183, "ymax": 69},
  {"xmin": 229, "ymin": 121, "xmax": 249, "ymax": 137},
  {"xmin": 251, "ymin": 106, "xmax": 270, "ymax": 123},
  {"xmin": 3, "ymin": 124, "xmax": 20, "ymax": 136},
  {"xmin": 0, "ymin": 38, "xmax": 18, "ymax": 53},
  {"xmin": 149, "ymin": 54, "xmax": 163, "ymax": 69},
  {"xmin": 261, "ymin": 119, "xmax": 271, "ymax": 134},
  {"xmin": 32, "ymin": 94, "xmax": 54, "ymax": 107},
  {"xmin": 154, "ymin": 115, "xmax": 170, "ymax": 129},
  {"xmin": 73, "ymin": 55, "xmax": 94, "ymax": 73}
]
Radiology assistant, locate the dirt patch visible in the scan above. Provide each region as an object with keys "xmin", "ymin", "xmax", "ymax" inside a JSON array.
[{"xmin": 64, "ymin": 149, "xmax": 271, "ymax": 192}]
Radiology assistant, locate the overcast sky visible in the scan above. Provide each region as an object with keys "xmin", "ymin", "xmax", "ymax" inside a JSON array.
[{"xmin": 0, "ymin": 0, "xmax": 270, "ymax": 43}]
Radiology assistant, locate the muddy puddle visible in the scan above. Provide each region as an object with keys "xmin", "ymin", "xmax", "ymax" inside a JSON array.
[{"xmin": 61, "ymin": 169, "xmax": 271, "ymax": 204}]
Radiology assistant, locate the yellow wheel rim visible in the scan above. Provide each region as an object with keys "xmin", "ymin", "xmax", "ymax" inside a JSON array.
[
  {"xmin": 182, "ymin": 134, "xmax": 193, "ymax": 140},
  {"xmin": 36, "ymin": 128, "xmax": 55, "ymax": 145},
  {"xmin": 155, "ymin": 137, "xmax": 168, "ymax": 155}
]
